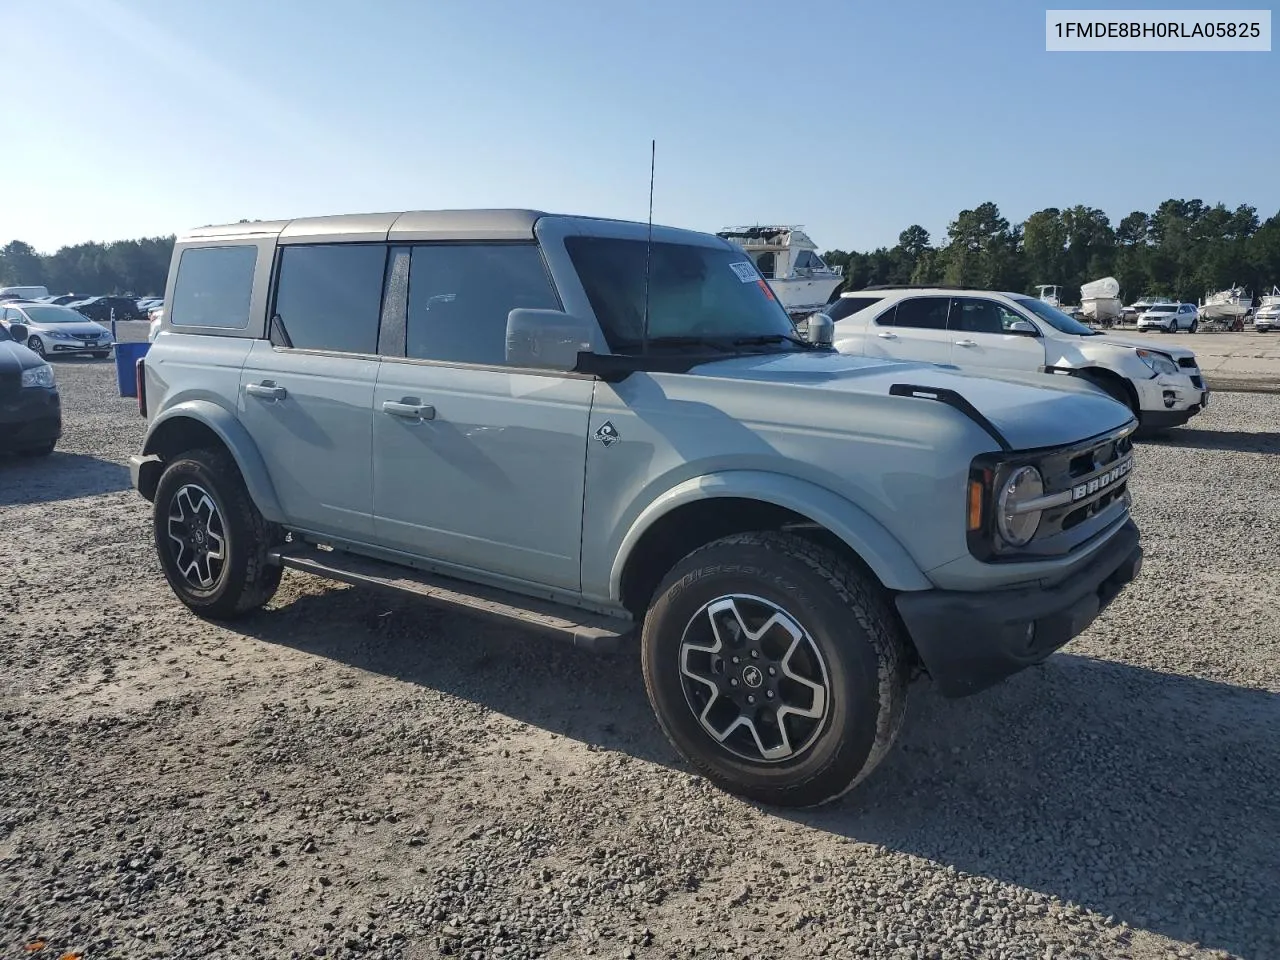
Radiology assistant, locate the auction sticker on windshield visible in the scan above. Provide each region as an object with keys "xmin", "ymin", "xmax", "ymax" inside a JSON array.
[{"xmin": 729, "ymin": 262, "xmax": 759, "ymax": 283}]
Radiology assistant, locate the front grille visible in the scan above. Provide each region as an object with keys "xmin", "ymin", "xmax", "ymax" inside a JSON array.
[
  {"xmin": 972, "ymin": 425, "xmax": 1136, "ymax": 562},
  {"xmin": 1191, "ymin": 375, "xmax": 1203, "ymax": 389},
  {"xmin": 1178, "ymin": 357, "xmax": 1197, "ymax": 369},
  {"xmin": 0, "ymin": 370, "xmax": 18, "ymax": 396}
]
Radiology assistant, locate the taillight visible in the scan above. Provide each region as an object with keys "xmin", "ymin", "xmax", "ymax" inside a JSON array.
[{"xmin": 136, "ymin": 357, "xmax": 147, "ymax": 417}]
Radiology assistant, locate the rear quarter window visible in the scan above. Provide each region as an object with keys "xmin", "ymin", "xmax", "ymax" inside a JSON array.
[{"xmin": 169, "ymin": 245, "xmax": 258, "ymax": 329}]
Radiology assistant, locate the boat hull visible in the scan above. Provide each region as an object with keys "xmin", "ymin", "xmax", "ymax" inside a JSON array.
[
  {"xmin": 1200, "ymin": 301, "xmax": 1252, "ymax": 320},
  {"xmin": 1081, "ymin": 297, "xmax": 1122, "ymax": 322},
  {"xmin": 768, "ymin": 276, "xmax": 844, "ymax": 313}
]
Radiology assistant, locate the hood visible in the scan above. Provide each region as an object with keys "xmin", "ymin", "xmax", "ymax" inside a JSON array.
[
  {"xmin": 0, "ymin": 338, "xmax": 45, "ymax": 375},
  {"xmin": 29, "ymin": 319, "xmax": 110, "ymax": 337},
  {"xmin": 686, "ymin": 351, "xmax": 1134, "ymax": 451},
  {"xmin": 1093, "ymin": 332, "xmax": 1196, "ymax": 359}
]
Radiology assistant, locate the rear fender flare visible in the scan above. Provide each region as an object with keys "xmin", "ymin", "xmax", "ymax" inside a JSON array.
[{"xmin": 143, "ymin": 399, "xmax": 285, "ymax": 522}]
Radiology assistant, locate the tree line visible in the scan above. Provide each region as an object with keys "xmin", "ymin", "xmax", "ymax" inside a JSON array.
[
  {"xmin": 822, "ymin": 199, "xmax": 1280, "ymax": 305},
  {"xmin": 0, "ymin": 237, "xmax": 175, "ymax": 298},
  {"xmin": 5, "ymin": 198, "xmax": 1280, "ymax": 306}
]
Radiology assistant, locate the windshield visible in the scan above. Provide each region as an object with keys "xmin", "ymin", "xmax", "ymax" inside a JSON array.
[
  {"xmin": 564, "ymin": 236, "xmax": 798, "ymax": 352},
  {"xmin": 1015, "ymin": 296, "xmax": 1099, "ymax": 335},
  {"xmin": 1145, "ymin": 305, "xmax": 1177, "ymax": 314},
  {"xmin": 21, "ymin": 305, "xmax": 91, "ymax": 324}
]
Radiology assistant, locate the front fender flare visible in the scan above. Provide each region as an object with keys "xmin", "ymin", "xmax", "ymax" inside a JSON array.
[
  {"xmin": 143, "ymin": 399, "xmax": 285, "ymax": 523},
  {"xmin": 610, "ymin": 471, "xmax": 934, "ymax": 597}
]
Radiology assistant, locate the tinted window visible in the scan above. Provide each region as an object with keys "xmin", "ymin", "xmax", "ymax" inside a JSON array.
[
  {"xmin": 405, "ymin": 244, "xmax": 559, "ymax": 365},
  {"xmin": 170, "ymin": 245, "xmax": 257, "ymax": 329},
  {"xmin": 272, "ymin": 244, "xmax": 387, "ymax": 354},
  {"xmin": 949, "ymin": 297, "xmax": 1027, "ymax": 334},
  {"xmin": 565, "ymin": 236, "xmax": 795, "ymax": 351},
  {"xmin": 827, "ymin": 295, "xmax": 883, "ymax": 322},
  {"xmin": 887, "ymin": 297, "xmax": 949, "ymax": 330}
]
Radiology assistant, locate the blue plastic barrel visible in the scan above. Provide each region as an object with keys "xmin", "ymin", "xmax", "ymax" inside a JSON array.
[{"xmin": 114, "ymin": 341, "xmax": 151, "ymax": 397}]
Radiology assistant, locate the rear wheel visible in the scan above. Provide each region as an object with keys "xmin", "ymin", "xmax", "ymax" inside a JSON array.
[
  {"xmin": 1189, "ymin": 319, "xmax": 1199, "ymax": 333},
  {"xmin": 641, "ymin": 532, "xmax": 910, "ymax": 807},
  {"xmin": 153, "ymin": 447, "xmax": 283, "ymax": 619}
]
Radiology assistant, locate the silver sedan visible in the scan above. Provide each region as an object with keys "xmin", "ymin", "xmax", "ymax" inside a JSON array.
[{"xmin": 0, "ymin": 302, "xmax": 115, "ymax": 359}]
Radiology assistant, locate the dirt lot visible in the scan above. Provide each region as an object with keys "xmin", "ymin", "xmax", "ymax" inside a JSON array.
[{"xmin": 2, "ymin": 360, "xmax": 1278, "ymax": 960}]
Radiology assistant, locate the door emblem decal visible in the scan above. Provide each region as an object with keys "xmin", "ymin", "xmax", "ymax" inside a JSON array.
[{"xmin": 594, "ymin": 421, "xmax": 620, "ymax": 446}]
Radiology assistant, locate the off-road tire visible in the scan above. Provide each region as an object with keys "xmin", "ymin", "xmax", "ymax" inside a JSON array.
[
  {"xmin": 641, "ymin": 531, "xmax": 910, "ymax": 808},
  {"xmin": 153, "ymin": 447, "xmax": 283, "ymax": 619}
]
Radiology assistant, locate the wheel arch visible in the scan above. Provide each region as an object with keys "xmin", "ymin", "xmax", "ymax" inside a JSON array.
[
  {"xmin": 1069, "ymin": 366, "xmax": 1140, "ymax": 414},
  {"xmin": 139, "ymin": 400, "xmax": 285, "ymax": 522},
  {"xmin": 613, "ymin": 472, "xmax": 932, "ymax": 616}
]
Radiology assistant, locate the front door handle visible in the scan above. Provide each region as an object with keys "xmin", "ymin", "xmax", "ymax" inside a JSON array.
[
  {"xmin": 382, "ymin": 399, "xmax": 436, "ymax": 421},
  {"xmin": 954, "ymin": 339, "xmax": 978, "ymax": 347},
  {"xmin": 876, "ymin": 331, "xmax": 898, "ymax": 340},
  {"xmin": 246, "ymin": 381, "xmax": 287, "ymax": 400}
]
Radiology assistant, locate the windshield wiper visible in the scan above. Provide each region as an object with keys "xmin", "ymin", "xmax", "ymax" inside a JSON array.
[{"xmin": 731, "ymin": 333, "xmax": 815, "ymax": 350}]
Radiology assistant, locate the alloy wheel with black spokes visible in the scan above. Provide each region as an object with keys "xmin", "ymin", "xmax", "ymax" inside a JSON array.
[
  {"xmin": 166, "ymin": 483, "xmax": 228, "ymax": 590},
  {"xmin": 679, "ymin": 594, "xmax": 830, "ymax": 764},
  {"xmin": 641, "ymin": 531, "xmax": 910, "ymax": 808},
  {"xmin": 152, "ymin": 447, "xmax": 283, "ymax": 619}
]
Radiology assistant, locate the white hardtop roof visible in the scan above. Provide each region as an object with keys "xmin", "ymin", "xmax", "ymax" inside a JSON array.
[{"xmin": 179, "ymin": 209, "xmax": 730, "ymax": 246}]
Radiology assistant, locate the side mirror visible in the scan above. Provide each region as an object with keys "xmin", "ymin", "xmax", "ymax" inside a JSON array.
[
  {"xmin": 505, "ymin": 308, "xmax": 595, "ymax": 371},
  {"xmin": 9, "ymin": 323, "xmax": 28, "ymax": 341},
  {"xmin": 1008, "ymin": 320, "xmax": 1038, "ymax": 336},
  {"xmin": 806, "ymin": 312, "xmax": 835, "ymax": 348}
]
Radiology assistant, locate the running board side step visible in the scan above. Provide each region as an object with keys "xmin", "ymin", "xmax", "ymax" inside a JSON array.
[{"xmin": 269, "ymin": 545, "xmax": 633, "ymax": 652}]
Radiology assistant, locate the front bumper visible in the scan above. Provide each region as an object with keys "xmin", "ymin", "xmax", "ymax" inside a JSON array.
[
  {"xmin": 1132, "ymin": 370, "xmax": 1207, "ymax": 422},
  {"xmin": 896, "ymin": 519, "xmax": 1142, "ymax": 698},
  {"xmin": 46, "ymin": 339, "xmax": 113, "ymax": 354},
  {"xmin": 0, "ymin": 387, "xmax": 62, "ymax": 451}
]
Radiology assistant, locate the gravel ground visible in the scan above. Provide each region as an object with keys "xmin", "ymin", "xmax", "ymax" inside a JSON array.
[{"xmin": 2, "ymin": 359, "xmax": 1277, "ymax": 960}]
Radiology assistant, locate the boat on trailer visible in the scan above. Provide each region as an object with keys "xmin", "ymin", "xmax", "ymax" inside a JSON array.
[
  {"xmin": 1079, "ymin": 276, "xmax": 1122, "ymax": 325},
  {"xmin": 1199, "ymin": 285, "xmax": 1253, "ymax": 322},
  {"xmin": 717, "ymin": 225, "xmax": 844, "ymax": 316}
]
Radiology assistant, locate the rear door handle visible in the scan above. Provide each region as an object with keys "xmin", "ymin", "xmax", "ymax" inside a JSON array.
[
  {"xmin": 954, "ymin": 339, "xmax": 977, "ymax": 347},
  {"xmin": 876, "ymin": 331, "xmax": 898, "ymax": 340},
  {"xmin": 382, "ymin": 399, "xmax": 436, "ymax": 421},
  {"xmin": 246, "ymin": 381, "xmax": 287, "ymax": 400}
]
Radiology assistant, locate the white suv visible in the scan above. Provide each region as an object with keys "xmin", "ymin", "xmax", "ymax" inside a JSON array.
[
  {"xmin": 1136, "ymin": 302, "xmax": 1198, "ymax": 333},
  {"xmin": 825, "ymin": 286, "xmax": 1208, "ymax": 433}
]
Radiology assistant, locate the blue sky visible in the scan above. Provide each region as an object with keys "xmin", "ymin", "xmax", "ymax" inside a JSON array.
[{"xmin": 3, "ymin": 0, "xmax": 1276, "ymax": 254}]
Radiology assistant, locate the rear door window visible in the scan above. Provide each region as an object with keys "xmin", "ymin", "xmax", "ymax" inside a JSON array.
[
  {"xmin": 169, "ymin": 245, "xmax": 258, "ymax": 329},
  {"xmin": 882, "ymin": 297, "xmax": 950, "ymax": 329},
  {"xmin": 271, "ymin": 244, "xmax": 388, "ymax": 354}
]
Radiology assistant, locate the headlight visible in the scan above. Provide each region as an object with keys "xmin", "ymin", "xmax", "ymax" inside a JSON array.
[
  {"xmin": 50, "ymin": 330, "xmax": 73, "ymax": 340},
  {"xmin": 996, "ymin": 466, "xmax": 1045, "ymax": 547},
  {"xmin": 1136, "ymin": 349, "xmax": 1178, "ymax": 376},
  {"xmin": 20, "ymin": 363, "xmax": 55, "ymax": 389}
]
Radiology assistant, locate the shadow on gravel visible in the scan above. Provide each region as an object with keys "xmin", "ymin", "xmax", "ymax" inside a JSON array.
[
  {"xmin": 0, "ymin": 452, "xmax": 131, "ymax": 505},
  {"xmin": 246, "ymin": 588, "xmax": 1280, "ymax": 958},
  {"xmin": 1143, "ymin": 427, "xmax": 1280, "ymax": 454},
  {"xmin": 247, "ymin": 588, "xmax": 674, "ymax": 766},
  {"xmin": 801, "ymin": 655, "xmax": 1280, "ymax": 959}
]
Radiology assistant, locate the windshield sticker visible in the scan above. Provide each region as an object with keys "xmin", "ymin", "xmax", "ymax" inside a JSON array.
[{"xmin": 729, "ymin": 261, "xmax": 759, "ymax": 283}]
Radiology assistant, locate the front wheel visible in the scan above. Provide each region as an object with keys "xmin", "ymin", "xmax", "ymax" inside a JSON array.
[
  {"xmin": 641, "ymin": 532, "xmax": 910, "ymax": 807},
  {"xmin": 153, "ymin": 447, "xmax": 283, "ymax": 619},
  {"xmin": 26, "ymin": 335, "xmax": 46, "ymax": 358}
]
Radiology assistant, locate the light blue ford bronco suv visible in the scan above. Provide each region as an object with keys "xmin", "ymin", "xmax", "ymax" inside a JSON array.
[{"xmin": 131, "ymin": 210, "xmax": 1142, "ymax": 807}]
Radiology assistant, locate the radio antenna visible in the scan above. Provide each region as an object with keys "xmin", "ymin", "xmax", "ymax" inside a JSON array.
[{"xmin": 641, "ymin": 139, "xmax": 655, "ymax": 355}]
